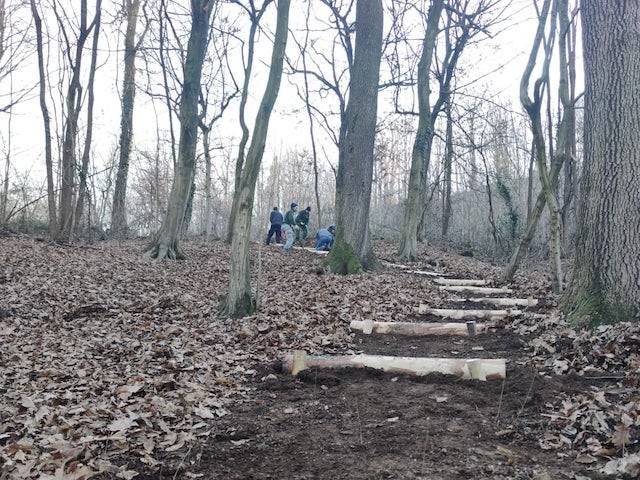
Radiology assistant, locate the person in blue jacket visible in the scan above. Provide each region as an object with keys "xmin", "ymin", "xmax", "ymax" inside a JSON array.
[
  {"xmin": 315, "ymin": 224, "xmax": 336, "ymax": 251},
  {"xmin": 265, "ymin": 207, "xmax": 283, "ymax": 245}
]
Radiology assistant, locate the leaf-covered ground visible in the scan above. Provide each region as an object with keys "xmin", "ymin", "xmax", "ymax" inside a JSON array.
[{"xmin": 1, "ymin": 236, "xmax": 638, "ymax": 479}]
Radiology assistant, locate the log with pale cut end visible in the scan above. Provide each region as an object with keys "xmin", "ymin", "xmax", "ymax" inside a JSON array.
[
  {"xmin": 406, "ymin": 269, "xmax": 441, "ymax": 277},
  {"xmin": 455, "ymin": 297, "xmax": 539, "ymax": 307},
  {"xmin": 382, "ymin": 261, "xmax": 442, "ymax": 276},
  {"xmin": 350, "ymin": 320, "xmax": 488, "ymax": 336},
  {"xmin": 418, "ymin": 306, "xmax": 521, "ymax": 321},
  {"xmin": 291, "ymin": 246, "xmax": 329, "ymax": 255},
  {"xmin": 282, "ymin": 351, "xmax": 506, "ymax": 381},
  {"xmin": 439, "ymin": 285, "xmax": 513, "ymax": 295},
  {"xmin": 433, "ymin": 278, "xmax": 488, "ymax": 286}
]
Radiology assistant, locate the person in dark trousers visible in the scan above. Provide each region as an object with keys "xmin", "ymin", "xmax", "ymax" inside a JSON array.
[
  {"xmin": 296, "ymin": 206, "xmax": 312, "ymax": 243},
  {"xmin": 315, "ymin": 224, "xmax": 336, "ymax": 251},
  {"xmin": 283, "ymin": 202, "xmax": 298, "ymax": 252},
  {"xmin": 265, "ymin": 207, "xmax": 283, "ymax": 245}
]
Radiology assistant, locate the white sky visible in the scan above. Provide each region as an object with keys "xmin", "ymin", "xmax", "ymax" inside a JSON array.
[{"xmin": 1, "ymin": 0, "xmax": 582, "ymax": 188}]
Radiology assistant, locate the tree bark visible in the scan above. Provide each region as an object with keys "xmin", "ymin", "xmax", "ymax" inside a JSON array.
[
  {"xmin": 398, "ymin": 0, "xmax": 444, "ymax": 261},
  {"xmin": 111, "ymin": 0, "xmax": 144, "ymax": 238},
  {"xmin": 223, "ymin": 0, "xmax": 291, "ymax": 317},
  {"xmin": 146, "ymin": 0, "xmax": 213, "ymax": 260},
  {"xmin": 30, "ymin": 0, "xmax": 57, "ymax": 237},
  {"xmin": 74, "ymin": 0, "xmax": 102, "ymax": 236},
  {"xmin": 564, "ymin": 0, "xmax": 640, "ymax": 322},
  {"xmin": 327, "ymin": 0, "xmax": 384, "ymax": 273}
]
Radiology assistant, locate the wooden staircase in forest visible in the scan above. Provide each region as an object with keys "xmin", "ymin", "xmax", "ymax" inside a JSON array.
[{"xmin": 283, "ymin": 258, "xmax": 540, "ymax": 382}]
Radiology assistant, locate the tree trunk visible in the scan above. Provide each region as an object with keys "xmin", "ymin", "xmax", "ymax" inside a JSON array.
[
  {"xmin": 202, "ymin": 126, "xmax": 213, "ymax": 237},
  {"xmin": 57, "ymin": 0, "xmax": 92, "ymax": 242},
  {"xmin": 398, "ymin": 0, "xmax": 444, "ymax": 260},
  {"xmin": 30, "ymin": 0, "xmax": 57, "ymax": 237},
  {"xmin": 226, "ymin": 2, "xmax": 270, "ymax": 244},
  {"xmin": 564, "ymin": 0, "xmax": 640, "ymax": 322},
  {"xmin": 441, "ymin": 100, "xmax": 453, "ymax": 239},
  {"xmin": 74, "ymin": 0, "xmax": 102, "ymax": 236},
  {"xmin": 327, "ymin": 0, "xmax": 384, "ymax": 273},
  {"xmin": 146, "ymin": 0, "xmax": 213, "ymax": 260},
  {"xmin": 223, "ymin": 0, "xmax": 291, "ymax": 317},
  {"xmin": 111, "ymin": 0, "xmax": 143, "ymax": 238}
]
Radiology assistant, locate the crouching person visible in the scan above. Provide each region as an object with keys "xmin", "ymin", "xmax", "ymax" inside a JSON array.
[{"xmin": 315, "ymin": 224, "xmax": 336, "ymax": 251}]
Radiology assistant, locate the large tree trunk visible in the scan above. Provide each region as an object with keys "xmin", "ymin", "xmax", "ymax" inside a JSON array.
[
  {"xmin": 564, "ymin": 0, "xmax": 640, "ymax": 322},
  {"xmin": 398, "ymin": 0, "xmax": 444, "ymax": 260},
  {"xmin": 327, "ymin": 0, "xmax": 383, "ymax": 273},
  {"xmin": 223, "ymin": 0, "xmax": 290, "ymax": 317},
  {"xmin": 111, "ymin": 0, "xmax": 143, "ymax": 238},
  {"xmin": 74, "ymin": 0, "xmax": 102, "ymax": 236},
  {"xmin": 146, "ymin": 0, "xmax": 213, "ymax": 260},
  {"xmin": 30, "ymin": 0, "xmax": 57, "ymax": 237}
]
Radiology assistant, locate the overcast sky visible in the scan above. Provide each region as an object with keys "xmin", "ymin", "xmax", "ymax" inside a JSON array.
[{"xmin": 1, "ymin": 0, "xmax": 582, "ymax": 187}]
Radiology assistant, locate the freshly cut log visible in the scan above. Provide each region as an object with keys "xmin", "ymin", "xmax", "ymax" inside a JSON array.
[
  {"xmin": 434, "ymin": 278, "xmax": 488, "ymax": 286},
  {"xmin": 282, "ymin": 351, "xmax": 506, "ymax": 381},
  {"xmin": 439, "ymin": 285, "xmax": 513, "ymax": 295},
  {"xmin": 291, "ymin": 246, "xmax": 329, "ymax": 255},
  {"xmin": 381, "ymin": 260, "xmax": 411, "ymax": 270},
  {"xmin": 455, "ymin": 297, "xmax": 539, "ymax": 307},
  {"xmin": 406, "ymin": 269, "xmax": 440, "ymax": 277},
  {"xmin": 418, "ymin": 306, "xmax": 521, "ymax": 320},
  {"xmin": 350, "ymin": 319, "xmax": 487, "ymax": 336}
]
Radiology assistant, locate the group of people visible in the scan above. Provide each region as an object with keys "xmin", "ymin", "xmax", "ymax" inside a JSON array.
[{"xmin": 265, "ymin": 203, "xmax": 336, "ymax": 252}]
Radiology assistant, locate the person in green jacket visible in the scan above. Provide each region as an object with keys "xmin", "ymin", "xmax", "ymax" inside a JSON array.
[
  {"xmin": 296, "ymin": 206, "xmax": 311, "ymax": 244},
  {"xmin": 282, "ymin": 202, "xmax": 298, "ymax": 252}
]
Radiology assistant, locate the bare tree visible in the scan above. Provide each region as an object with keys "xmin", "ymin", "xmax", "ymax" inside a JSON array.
[
  {"xmin": 326, "ymin": 0, "xmax": 383, "ymax": 273},
  {"xmin": 146, "ymin": 0, "xmax": 215, "ymax": 259},
  {"xmin": 226, "ymin": 0, "xmax": 273, "ymax": 243},
  {"xmin": 223, "ymin": 0, "xmax": 291, "ymax": 316},
  {"xmin": 564, "ymin": 0, "xmax": 640, "ymax": 322},
  {"xmin": 30, "ymin": 0, "xmax": 57, "ymax": 237},
  {"xmin": 74, "ymin": 0, "xmax": 103, "ymax": 236},
  {"xmin": 111, "ymin": 0, "xmax": 149, "ymax": 237}
]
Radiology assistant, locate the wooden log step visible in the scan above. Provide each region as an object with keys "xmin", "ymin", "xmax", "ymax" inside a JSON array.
[
  {"xmin": 406, "ymin": 269, "xmax": 440, "ymax": 277},
  {"xmin": 350, "ymin": 320, "xmax": 487, "ymax": 336},
  {"xmin": 381, "ymin": 261, "xmax": 442, "ymax": 276},
  {"xmin": 282, "ymin": 351, "xmax": 506, "ymax": 381},
  {"xmin": 291, "ymin": 246, "xmax": 329, "ymax": 255},
  {"xmin": 433, "ymin": 278, "xmax": 488, "ymax": 286},
  {"xmin": 439, "ymin": 285, "xmax": 513, "ymax": 295},
  {"xmin": 454, "ymin": 297, "xmax": 539, "ymax": 307},
  {"xmin": 418, "ymin": 307, "xmax": 521, "ymax": 321}
]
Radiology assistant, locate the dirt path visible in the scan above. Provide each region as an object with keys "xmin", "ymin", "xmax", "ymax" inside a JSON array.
[{"xmin": 139, "ymin": 255, "xmax": 592, "ymax": 480}]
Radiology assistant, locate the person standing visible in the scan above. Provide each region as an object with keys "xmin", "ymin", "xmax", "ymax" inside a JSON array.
[
  {"xmin": 282, "ymin": 202, "xmax": 298, "ymax": 252},
  {"xmin": 265, "ymin": 206, "xmax": 283, "ymax": 245},
  {"xmin": 296, "ymin": 206, "xmax": 312, "ymax": 244}
]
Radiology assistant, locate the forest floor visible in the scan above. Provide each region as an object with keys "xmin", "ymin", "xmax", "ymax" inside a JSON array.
[{"xmin": 1, "ymin": 233, "xmax": 639, "ymax": 479}]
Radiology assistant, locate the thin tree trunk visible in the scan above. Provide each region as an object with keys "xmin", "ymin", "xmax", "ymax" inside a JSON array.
[
  {"xmin": 564, "ymin": 0, "xmax": 640, "ymax": 322},
  {"xmin": 30, "ymin": 0, "xmax": 57, "ymax": 237},
  {"xmin": 74, "ymin": 0, "xmax": 102, "ymax": 236},
  {"xmin": 111, "ymin": 0, "xmax": 143, "ymax": 238},
  {"xmin": 57, "ymin": 0, "xmax": 92, "ymax": 242},
  {"xmin": 526, "ymin": 137, "xmax": 535, "ymax": 223},
  {"xmin": 202, "ymin": 126, "xmax": 213, "ymax": 237},
  {"xmin": 441, "ymin": 100, "xmax": 453, "ymax": 239},
  {"xmin": 145, "ymin": 0, "xmax": 213, "ymax": 260},
  {"xmin": 327, "ymin": 0, "xmax": 383, "ymax": 273},
  {"xmin": 226, "ymin": 1, "xmax": 272, "ymax": 244},
  {"xmin": 398, "ymin": 0, "xmax": 444, "ymax": 260},
  {"xmin": 224, "ymin": 0, "xmax": 291, "ymax": 317}
]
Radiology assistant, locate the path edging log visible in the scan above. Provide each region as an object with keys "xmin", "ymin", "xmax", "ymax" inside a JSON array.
[
  {"xmin": 418, "ymin": 306, "xmax": 522, "ymax": 320},
  {"xmin": 350, "ymin": 319, "xmax": 487, "ymax": 336},
  {"xmin": 439, "ymin": 285, "xmax": 513, "ymax": 295},
  {"xmin": 282, "ymin": 351, "xmax": 506, "ymax": 381},
  {"xmin": 433, "ymin": 278, "xmax": 488, "ymax": 286},
  {"xmin": 453, "ymin": 297, "xmax": 539, "ymax": 307}
]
